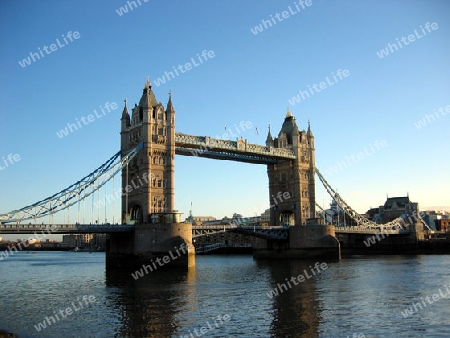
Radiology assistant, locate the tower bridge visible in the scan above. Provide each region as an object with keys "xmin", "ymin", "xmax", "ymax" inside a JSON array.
[
  {"xmin": 0, "ymin": 80, "xmax": 425, "ymax": 265},
  {"xmin": 119, "ymin": 79, "xmax": 317, "ymax": 229}
]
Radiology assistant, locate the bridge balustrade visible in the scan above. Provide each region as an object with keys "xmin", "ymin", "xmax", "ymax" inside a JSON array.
[
  {"xmin": 175, "ymin": 133, "xmax": 296, "ymax": 159},
  {"xmin": 334, "ymin": 226, "xmax": 409, "ymax": 234}
]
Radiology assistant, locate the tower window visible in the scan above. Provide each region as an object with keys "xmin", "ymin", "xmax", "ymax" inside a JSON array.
[{"xmin": 139, "ymin": 108, "xmax": 143, "ymax": 121}]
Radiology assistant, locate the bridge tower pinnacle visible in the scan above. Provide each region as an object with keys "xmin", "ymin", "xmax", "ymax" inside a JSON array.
[
  {"xmin": 120, "ymin": 81, "xmax": 176, "ymax": 223},
  {"xmin": 267, "ymin": 111, "xmax": 316, "ymax": 226}
]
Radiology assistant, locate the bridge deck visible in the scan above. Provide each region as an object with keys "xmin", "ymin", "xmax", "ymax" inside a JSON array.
[
  {"xmin": 334, "ymin": 226, "xmax": 410, "ymax": 235},
  {"xmin": 0, "ymin": 224, "xmax": 412, "ymax": 236},
  {"xmin": 0, "ymin": 224, "xmax": 134, "ymax": 234}
]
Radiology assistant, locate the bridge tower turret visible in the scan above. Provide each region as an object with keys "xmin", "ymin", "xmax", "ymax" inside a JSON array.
[
  {"xmin": 267, "ymin": 109, "xmax": 316, "ymax": 226},
  {"xmin": 307, "ymin": 120, "xmax": 316, "ymax": 220},
  {"xmin": 266, "ymin": 125, "xmax": 274, "ymax": 148}
]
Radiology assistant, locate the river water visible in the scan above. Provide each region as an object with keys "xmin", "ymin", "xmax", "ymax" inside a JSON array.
[{"xmin": 1, "ymin": 252, "xmax": 450, "ymax": 337}]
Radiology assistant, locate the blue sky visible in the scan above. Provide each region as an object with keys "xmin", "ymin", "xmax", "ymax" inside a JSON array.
[{"xmin": 1, "ymin": 0, "xmax": 449, "ymax": 235}]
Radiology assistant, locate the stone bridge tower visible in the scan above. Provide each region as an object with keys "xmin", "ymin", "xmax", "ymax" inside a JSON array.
[
  {"xmin": 108, "ymin": 80, "xmax": 193, "ymax": 269},
  {"xmin": 266, "ymin": 109, "xmax": 316, "ymax": 226},
  {"xmin": 120, "ymin": 79, "xmax": 175, "ymax": 224}
]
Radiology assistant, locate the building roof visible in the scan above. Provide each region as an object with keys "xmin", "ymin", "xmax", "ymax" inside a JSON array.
[
  {"xmin": 278, "ymin": 111, "xmax": 298, "ymax": 145},
  {"xmin": 266, "ymin": 125, "xmax": 273, "ymax": 142},
  {"xmin": 166, "ymin": 90, "xmax": 174, "ymax": 113},
  {"xmin": 307, "ymin": 120, "xmax": 314, "ymax": 138},
  {"xmin": 139, "ymin": 79, "xmax": 158, "ymax": 108},
  {"xmin": 121, "ymin": 99, "xmax": 130, "ymax": 120},
  {"xmin": 383, "ymin": 196, "xmax": 411, "ymax": 210}
]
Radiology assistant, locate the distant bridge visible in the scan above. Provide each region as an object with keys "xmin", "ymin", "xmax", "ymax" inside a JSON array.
[
  {"xmin": 334, "ymin": 226, "xmax": 410, "ymax": 235},
  {"xmin": 192, "ymin": 224, "xmax": 288, "ymax": 240},
  {"xmin": 196, "ymin": 242, "xmax": 252, "ymax": 254}
]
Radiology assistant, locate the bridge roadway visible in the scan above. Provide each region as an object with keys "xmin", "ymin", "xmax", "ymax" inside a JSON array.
[
  {"xmin": 0, "ymin": 223, "xmax": 288, "ymax": 239},
  {"xmin": 0, "ymin": 223, "xmax": 135, "ymax": 234},
  {"xmin": 0, "ymin": 223, "xmax": 410, "ymax": 237}
]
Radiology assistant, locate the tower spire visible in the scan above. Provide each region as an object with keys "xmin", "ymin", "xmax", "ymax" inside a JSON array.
[
  {"xmin": 121, "ymin": 98, "xmax": 130, "ymax": 124},
  {"xmin": 307, "ymin": 119, "xmax": 314, "ymax": 138},
  {"xmin": 166, "ymin": 90, "xmax": 174, "ymax": 113},
  {"xmin": 139, "ymin": 77, "xmax": 158, "ymax": 108},
  {"xmin": 286, "ymin": 107, "xmax": 293, "ymax": 118},
  {"xmin": 266, "ymin": 124, "xmax": 274, "ymax": 147}
]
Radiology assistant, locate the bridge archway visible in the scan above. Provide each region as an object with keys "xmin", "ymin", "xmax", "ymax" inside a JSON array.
[
  {"xmin": 130, "ymin": 205, "xmax": 142, "ymax": 223},
  {"xmin": 279, "ymin": 210, "xmax": 295, "ymax": 227}
]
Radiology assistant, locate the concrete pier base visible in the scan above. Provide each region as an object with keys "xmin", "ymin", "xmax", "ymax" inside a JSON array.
[
  {"xmin": 106, "ymin": 222, "xmax": 195, "ymax": 270},
  {"xmin": 253, "ymin": 225, "xmax": 340, "ymax": 259}
]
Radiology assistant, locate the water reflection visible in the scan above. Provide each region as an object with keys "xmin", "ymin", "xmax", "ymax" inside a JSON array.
[
  {"xmin": 105, "ymin": 256, "xmax": 334, "ymax": 337},
  {"xmin": 256, "ymin": 259, "xmax": 334, "ymax": 338},
  {"xmin": 105, "ymin": 257, "xmax": 195, "ymax": 337},
  {"xmin": 2, "ymin": 253, "xmax": 450, "ymax": 337}
]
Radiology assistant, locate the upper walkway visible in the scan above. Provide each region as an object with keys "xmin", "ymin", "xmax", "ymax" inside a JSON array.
[{"xmin": 175, "ymin": 132, "xmax": 296, "ymax": 164}]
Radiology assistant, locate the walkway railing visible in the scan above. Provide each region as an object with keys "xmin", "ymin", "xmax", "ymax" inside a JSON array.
[
  {"xmin": 175, "ymin": 132, "xmax": 296, "ymax": 163},
  {"xmin": 334, "ymin": 226, "xmax": 410, "ymax": 234},
  {"xmin": 195, "ymin": 242, "xmax": 252, "ymax": 254},
  {"xmin": 0, "ymin": 223, "xmax": 134, "ymax": 234}
]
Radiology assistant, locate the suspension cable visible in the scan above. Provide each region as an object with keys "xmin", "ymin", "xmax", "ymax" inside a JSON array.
[
  {"xmin": 0, "ymin": 142, "xmax": 143, "ymax": 224},
  {"xmin": 315, "ymin": 168, "xmax": 403, "ymax": 228}
]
